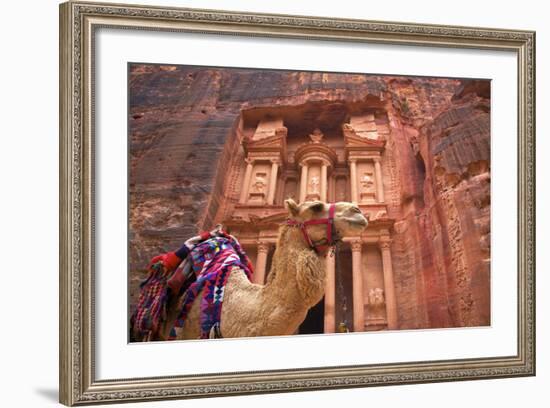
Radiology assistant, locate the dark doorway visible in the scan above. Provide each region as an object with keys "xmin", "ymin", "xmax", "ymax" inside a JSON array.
[
  {"xmin": 298, "ymin": 297, "xmax": 325, "ymax": 334},
  {"xmin": 335, "ymin": 246, "xmax": 354, "ymax": 330}
]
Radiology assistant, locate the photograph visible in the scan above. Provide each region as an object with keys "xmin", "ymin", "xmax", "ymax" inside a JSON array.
[{"xmin": 128, "ymin": 64, "xmax": 491, "ymax": 342}]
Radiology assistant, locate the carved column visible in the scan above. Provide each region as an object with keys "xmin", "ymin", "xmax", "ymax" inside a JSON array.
[
  {"xmin": 380, "ymin": 238, "xmax": 398, "ymax": 329},
  {"xmin": 328, "ymin": 174, "xmax": 335, "ymax": 202},
  {"xmin": 351, "ymin": 240, "xmax": 365, "ymax": 332},
  {"xmin": 267, "ymin": 159, "xmax": 280, "ymax": 205},
  {"xmin": 254, "ymin": 241, "xmax": 270, "ymax": 285},
  {"xmin": 299, "ymin": 162, "xmax": 309, "ymax": 203},
  {"xmin": 324, "ymin": 252, "xmax": 336, "ymax": 333},
  {"xmin": 349, "ymin": 159, "xmax": 358, "ymax": 204},
  {"xmin": 373, "ymin": 157, "xmax": 384, "ymax": 203},
  {"xmin": 239, "ymin": 158, "xmax": 254, "ymax": 204},
  {"xmin": 320, "ymin": 163, "xmax": 328, "ymax": 202}
]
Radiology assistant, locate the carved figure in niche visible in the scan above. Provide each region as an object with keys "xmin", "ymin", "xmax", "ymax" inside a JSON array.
[
  {"xmin": 338, "ymin": 191, "xmax": 346, "ymax": 201},
  {"xmin": 252, "ymin": 173, "xmax": 267, "ymax": 193},
  {"xmin": 309, "ymin": 175, "xmax": 320, "ymax": 194},
  {"xmin": 360, "ymin": 172, "xmax": 375, "ymax": 190},
  {"xmin": 368, "ymin": 288, "xmax": 385, "ymax": 306},
  {"xmin": 309, "ymin": 128, "xmax": 324, "ymax": 143}
]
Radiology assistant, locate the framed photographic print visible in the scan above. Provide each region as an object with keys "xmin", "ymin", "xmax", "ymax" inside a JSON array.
[{"xmin": 59, "ymin": 1, "xmax": 536, "ymax": 405}]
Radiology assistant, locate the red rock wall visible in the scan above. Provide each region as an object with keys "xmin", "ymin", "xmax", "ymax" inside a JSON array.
[
  {"xmin": 385, "ymin": 79, "xmax": 491, "ymax": 328},
  {"xmin": 129, "ymin": 65, "xmax": 490, "ymax": 328}
]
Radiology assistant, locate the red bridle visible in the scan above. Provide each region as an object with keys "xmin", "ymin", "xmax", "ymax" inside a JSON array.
[{"xmin": 286, "ymin": 203, "xmax": 337, "ymax": 254}]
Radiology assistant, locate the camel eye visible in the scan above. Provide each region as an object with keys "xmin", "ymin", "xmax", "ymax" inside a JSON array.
[{"xmin": 351, "ymin": 206, "xmax": 361, "ymax": 213}]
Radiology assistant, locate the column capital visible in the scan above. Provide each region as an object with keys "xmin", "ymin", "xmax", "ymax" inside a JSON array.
[
  {"xmin": 350, "ymin": 239, "xmax": 363, "ymax": 252},
  {"xmin": 373, "ymin": 156, "xmax": 382, "ymax": 163},
  {"xmin": 379, "ymin": 238, "xmax": 392, "ymax": 250},
  {"xmin": 348, "ymin": 158, "xmax": 358, "ymax": 164},
  {"xmin": 245, "ymin": 157, "xmax": 254, "ymax": 165},
  {"xmin": 257, "ymin": 241, "xmax": 270, "ymax": 253},
  {"xmin": 270, "ymin": 157, "xmax": 281, "ymax": 165}
]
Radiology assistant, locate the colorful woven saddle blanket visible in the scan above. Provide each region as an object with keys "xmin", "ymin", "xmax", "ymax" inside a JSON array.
[
  {"xmin": 131, "ymin": 260, "xmax": 174, "ymax": 341},
  {"xmin": 168, "ymin": 234, "xmax": 253, "ymax": 340}
]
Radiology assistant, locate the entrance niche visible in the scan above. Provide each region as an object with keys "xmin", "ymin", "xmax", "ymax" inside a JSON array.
[
  {"xmin": 363, "ymin": 245, "xmax": 387, "ymax": 330},
  {"xmin": 305, "ymin": 164, "xmax": 321, "ymax": 201},
  {"xmin": 294, "ymin": 129, "xmax": 338, "ymax": 203},
  {"xmin": 334, "ymin": 246, "xmax": 354, "ymax": 332},
  {"xmin": 357, "ymin": 161, "xmax": 376, "ymax": 203},
  {"xmin": 248, "ymin": 163, "xmax": 271, "ymax": 205},
  {"xmin": 298, "ymin": 299, "xmax": 325, "ymax": 334}
]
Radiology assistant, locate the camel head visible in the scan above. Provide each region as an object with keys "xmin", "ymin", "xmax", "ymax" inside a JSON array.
[{"xmin": 284, "ymin": 199, "xmax": 368, "ymax": 249}]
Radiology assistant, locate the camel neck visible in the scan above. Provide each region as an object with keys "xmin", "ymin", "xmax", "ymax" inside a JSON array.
[
  {"xmin": 277, "ymin": 224, "xmax": 311, "ymax": 252},
  {"xmin": 270, "ymin": 226, "xmax": 312, "ymax": 280},
  {"xmin": 262, "ymin": 225, "xmax": 325, "ymax": 308}
]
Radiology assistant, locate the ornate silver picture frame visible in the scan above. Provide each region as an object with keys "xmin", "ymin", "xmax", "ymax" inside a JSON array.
[{"xmin": 59, "ymin": 1, "xmax": 535, "ymax": 405}]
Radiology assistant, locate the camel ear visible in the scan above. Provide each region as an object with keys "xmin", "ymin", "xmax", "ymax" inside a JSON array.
[
  {"xmin": 308, "ymin": 201, "xmax": 324, "ymax": 213},
  {"xmin": 284, "ymin": 198, "xmax": 300, "ymax": 217}
]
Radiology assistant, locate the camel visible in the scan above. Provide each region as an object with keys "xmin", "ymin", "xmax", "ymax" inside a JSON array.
[{"xmin": 160, "ymin": 199, "xmax": 368, "ymax": 340}]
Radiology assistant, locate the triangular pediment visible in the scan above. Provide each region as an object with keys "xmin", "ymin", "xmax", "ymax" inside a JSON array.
[
  {"xmin": 248, "ymin": 211, "xmax": 287, "ymax": 225},
  {"xmin": 246, "ymin": 134, "xmax": 285, "ymax": 149},
  {"xmin": 344, "ymin": 132, "xmax": 386, "ymax": 149},
  {"xmin": 259, "ymin": 211, "xmax": 287, "ymax": 224},
  {"xmin": 243, "ymin": 134, "xmax": 287, "ymax": 156},
  {"xmin": 222, "ymin": 209, "xmax": 287, "ymax": 229}
]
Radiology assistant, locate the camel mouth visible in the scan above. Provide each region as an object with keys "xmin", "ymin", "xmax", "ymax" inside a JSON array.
[
  {"xmin": 332, "ymin": 231, "xmax": 343, "ymax": 243},
  {"xmin": 334, "ymin": 217, "xmax": 367, "ymax": 238},
  {"xmin": 346, "ymin": 218, "xmax": 368, "ymax": 229}
]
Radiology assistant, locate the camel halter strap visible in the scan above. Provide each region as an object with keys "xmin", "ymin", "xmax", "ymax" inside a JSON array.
[{"xmin": 286, "ymin": 203, "xmax": 337, "ymax": 254}]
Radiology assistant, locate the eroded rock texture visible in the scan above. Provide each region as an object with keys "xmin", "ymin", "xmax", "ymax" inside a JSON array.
[
  {"xmin": 387, "ymin": 79, "xmax": 491, "ymax": 328},
  {"xmin": 129, "ymin": 65, "xmax": 490, "ymax": 328}
]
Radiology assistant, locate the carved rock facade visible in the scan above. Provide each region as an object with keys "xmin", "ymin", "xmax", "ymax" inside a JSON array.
[{"xmin": 129, "ymin": 65, "xmax": 490, "ymax": 331}]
